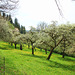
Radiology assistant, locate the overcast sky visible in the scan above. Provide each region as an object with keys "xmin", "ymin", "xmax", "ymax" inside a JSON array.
[{"xmin": 12, "ymin": 0, "xmax": 75, "ymax": 30}]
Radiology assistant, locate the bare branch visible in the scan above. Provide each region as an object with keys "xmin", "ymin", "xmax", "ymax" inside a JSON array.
[
  {"xmin": 54, "ymin": 0, "xmax": 64, "ymax": 18},
  {"xmin": 0, "ymin": 0, "xmax": 19, "ymax": 12}
]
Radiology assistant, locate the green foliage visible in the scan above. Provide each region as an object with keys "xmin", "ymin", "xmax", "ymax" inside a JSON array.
[{"xmin": 20, "ymin": 25, "xmax": 26, "ymax": 34}]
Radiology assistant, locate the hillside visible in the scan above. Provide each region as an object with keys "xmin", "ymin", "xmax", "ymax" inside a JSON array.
[
  {"xmin": 0, "ymin": 41, "xmax": 75, "ymax": 75},
  {"xmin": 7, "ymin": 21, "xmax": 15, "ymax": 29}
]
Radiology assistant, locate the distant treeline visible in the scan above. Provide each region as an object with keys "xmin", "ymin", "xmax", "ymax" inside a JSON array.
[{"xmin": 1, "ymin": 12, "xmax": 26, "ymax": 34}]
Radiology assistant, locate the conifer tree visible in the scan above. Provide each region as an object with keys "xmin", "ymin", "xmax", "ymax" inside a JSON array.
[
  {"xmin": 6, "ymin": 14, "xmax": 9, "ymax": 21},
  {"xmin": 14, "ymin": 18, "xmax": 20, "ymax": 30},
  {"xmin": 14, "ymin": 18, "xmax": 18, "ymax": 27},
  {"xmin": 8, "ymin": 14, "xmax": 13, "ymax": 24},
  {"xmin": 23, "ymin": 26, "xmax": 26, "ymax": 34},
  {"xmin": 3, "ymin": 12, "xmax": 5, "ymax": 18},
  {"xmin": 20, "ymin": 25, "xmax": 23, "ymax": 34}
]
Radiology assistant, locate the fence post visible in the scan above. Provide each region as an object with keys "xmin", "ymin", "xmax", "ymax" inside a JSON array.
[{"xmin": 4, "ymin": 57, "xmax": 5, "ymax": 75}]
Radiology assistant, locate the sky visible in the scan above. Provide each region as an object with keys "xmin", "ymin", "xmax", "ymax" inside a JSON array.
[{"xmin": 12, "ymin": 0, "xmax": 75, "ymax": 30}]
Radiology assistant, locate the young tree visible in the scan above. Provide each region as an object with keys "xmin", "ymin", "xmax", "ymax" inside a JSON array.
[
  {"xmin": 8, "ymin": 27, "xmax": 20, "ymax": 49},
  {"xmin": 34, "ymin": 32, "xmax": 50, "ymax": 54},
  {"xmin": 0, "ymin": 17, "xmax": 13, "ymax": 41},
  {"xmin": 44, "ymin": 22, "xmax": 62, "ymax": 60},
  {"xmin": 13, "ymin": 34, "xmax": 25, "ymax": 50},
  {"xmin": 35, "ymin": 21, "xmax": 64, "ymax": 60},
  {"xmin": 59, "ymin": 25, "xmax": 74, "ymax": 58},
  {"xmin": 37, "ymin": 22, "xmax": 48, "ymax": 32},
  {"xmin": 34, "ymin": 22, "xmax": 60, "ymax": 59},
  {"xmin": 25, "ymin": 26, "xmax": 38, "ymax": 55}
]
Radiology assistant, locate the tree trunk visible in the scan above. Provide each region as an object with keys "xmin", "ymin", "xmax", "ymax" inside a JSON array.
[
  {"xmin": 47, "ymin": 48, "xmax": 54, "ymax": 60},
  {"xmin": 62, "ymin": 36, "xmax": 65, "ymax": 58},
  {"xmin": 45, "ymin": 49, "xmax": 47, "ymax": 54},
  {"xmin": 20, "ymin": 44, "xmax": 22, "ymax": 50},
  {"xmin": 0, "ymin": 12, "xmax": 1, "ymax": 16},
  {"xmin": 28, "ymin": 44, "xmax": 30, "ymax": 49},
  {"xmin": 15, "ymin": 43, "xmax": 17, "ymax": 49},
  {"xmin": 62, "ymin": 50, "xmax": 65, "ymax": 58},
  {"xmin": 47, "ymin": 38, "xmax": 63, "ymax": 60},
  {"xmin": 11, "ymin": 43, "xmax": 13, "ymax": 46},
  {"xmin": 32, "ymin": 43, "xmax": 34, "ymax": 55},
  {"xmin": 54, "ymin": 39, "xmax": 56, "ymax": 47},
  {"xmin": 40, "ymin": 48, "xmax": 42, "ymax": 51}
]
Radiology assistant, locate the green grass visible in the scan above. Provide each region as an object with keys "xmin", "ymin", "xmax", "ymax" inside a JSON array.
[
  {"xmin": 0, "ymin": 41, "xmax": 75, "ymax": 75},
  {"xmin": 0, "ymin": 56, "xmax": 5, "ymax": 75},
  {"xmin": 7, "ymin": 21, "xmax": 15, "ymax": 29}
]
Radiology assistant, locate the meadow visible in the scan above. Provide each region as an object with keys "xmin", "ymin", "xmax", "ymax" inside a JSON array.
[{"xmin": 0, "ymin": 41, "xmax": 75, "ymax": 75}]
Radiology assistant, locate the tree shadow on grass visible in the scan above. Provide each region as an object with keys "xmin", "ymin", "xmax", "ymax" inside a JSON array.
[
  {"xmin": 19, "ymin": 53, "xmax": 75, "ymax": 71},
  {"xmin": 49, "ymin": 60, "xmax": 75, "ymax": 71},
  {"xmin": 57, "ymin": 57, "xmax": 75, "ymax": 62},
  {"xmin": 0, "ymin": 44, "xmax": 14, "ymax": 50},
  {"xmin": 36, "ymin": 59, "xmax": 75, "ymax": 72},
  {"xmin": 20, "ymin": 53, "xmax": 46, "ymax": 59},
  {"xmin": 0, "ymin": 44, "xmax": 20, "ymax": 50}
]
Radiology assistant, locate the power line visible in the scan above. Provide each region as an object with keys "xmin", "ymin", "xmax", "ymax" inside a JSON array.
[
  {"xmin": 54, "ymin": 0, "xmax": 64, "ymax": 18},
  {"xmin": 54, "ymin": 0, "xmax": 68, "ymax": 22}
]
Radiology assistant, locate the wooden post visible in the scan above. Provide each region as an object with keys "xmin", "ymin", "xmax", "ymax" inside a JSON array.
[{"xmin": 0, "ymin": 12, "xmax": 1, "ymax": 16}]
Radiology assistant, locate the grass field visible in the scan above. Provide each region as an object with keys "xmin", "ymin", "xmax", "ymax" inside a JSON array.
[{"xmin": 0, "ymin": 41, "xmax": 75, "ymax": 75}]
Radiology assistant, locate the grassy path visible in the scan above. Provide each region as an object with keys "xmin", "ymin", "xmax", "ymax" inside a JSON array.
[{"xmin": 0, "ymin": 41, "xmax": 75, "ymax": 75}]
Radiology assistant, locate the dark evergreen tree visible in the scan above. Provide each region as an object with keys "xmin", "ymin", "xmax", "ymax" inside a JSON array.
[
  {"xmin": 14, "ymin": 18, "xmax": 18, "ymax": 27},
  {"xmin": 8, "ymin": 15, "xmax": 11, "ymax": 20},
  {"xmin": 10, "ymin": 18, "xmax": 13, "ymax": 24},
  {"xmin": 6, "ymin": 14, "xmax": 9, "ymax": 21},
  {"xmin": 8, "ymin": 14, "xmax": 13, "ymax": 24},
  {"xmin": 23, "ymin": 26, "xmax": 26, "ymax": 34},
  {"xmin": 17, "ymin": 23, "xmax": 20, "ymax": 31},
  {"xmin": 14, "ymin": 18, "xmax": 20, "ymax": 30},
  {"xmin": 3, "ymin": 12, "xmax": 5, "ymax": 18},
  {"xmin": 20, "ymin": 25, "xmax": 23, "ymax": 34},
  {"xmin": 20, "ymin": 26, "xmax": 26, "ymax": 34}
]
